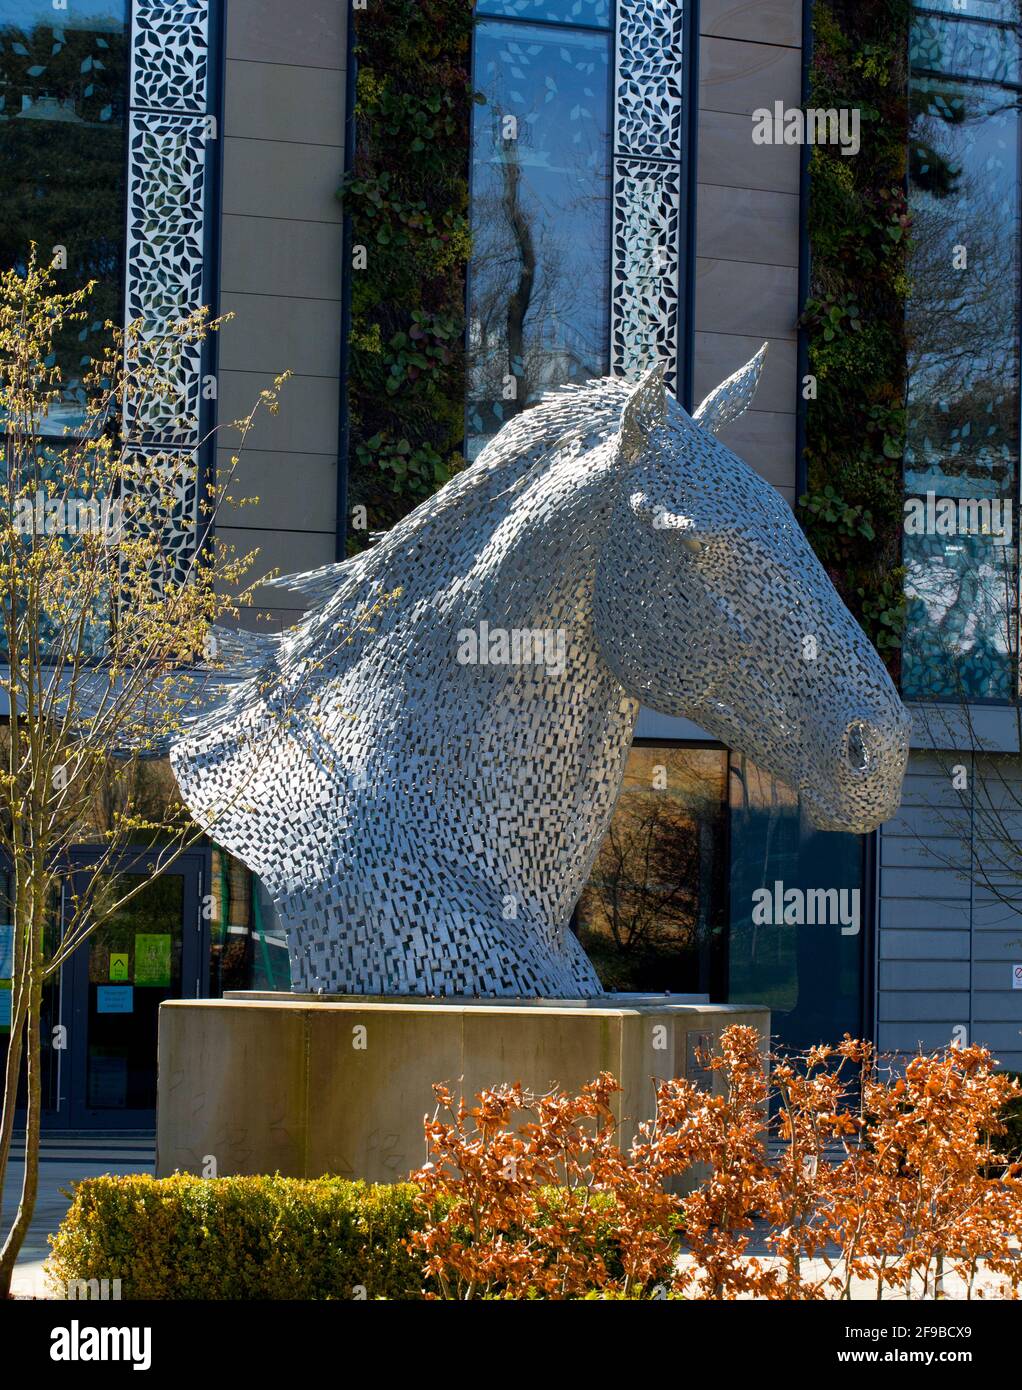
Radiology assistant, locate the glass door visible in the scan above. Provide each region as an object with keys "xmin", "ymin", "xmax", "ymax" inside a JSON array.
[{"xmin": 65, "ymin": 851, "xmax": 205, "ymax": 1129}]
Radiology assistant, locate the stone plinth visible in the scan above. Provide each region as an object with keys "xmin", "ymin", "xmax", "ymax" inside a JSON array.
[{"xmin": 156, "ymin": 994, "xmax": 770, "ymax": 1183}]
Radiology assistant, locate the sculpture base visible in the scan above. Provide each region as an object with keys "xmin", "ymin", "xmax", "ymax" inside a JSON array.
[{"xmin": 156, "ymin": 994, "xmax": 770, "ymax": 1183}]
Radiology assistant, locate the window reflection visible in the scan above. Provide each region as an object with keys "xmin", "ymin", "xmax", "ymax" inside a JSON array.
[
  {"xmin": 208, "ymin": 848, "xmax": 291, "ymax": 996},
  {"xmin": 911, "ymin": 9, "xmax": 1022, "ymax": 84},
  {"xmin": 903, "ymin": 532, "xmax": 1017, "ymax": 699},
  {"xmin": 575, "ymin": 745, "xmax": 727, "ymax": 994},
  {"xmin": 727, "ymin": 754, "xmax": 865, "ymax": 1050},
  {"xmin": 917, "ymin": 0, "xmax": 1019, "ymax": 19},
  {"xmin": 906, "ymin": 78, "xmax": 1019, "ymax": 497},
  {"xmin": 903, "ymin": 4, "xmax": 1022, "ymax": 699},
  {"xmin": 467, "ymin": 20, "xmax": 611, "ymax": 456},
  {"xmin": 476, "ymin": 0, "xmax": 611, "ymax": 29},
  {"xmin": 0, "ymin": 1, "xmax": 129, "ymax": 431}
]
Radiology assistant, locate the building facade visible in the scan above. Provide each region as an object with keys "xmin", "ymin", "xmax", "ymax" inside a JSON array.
[{"xmin": 1, "ymin": 0, "xmax": 1020, "ymax": 1128}]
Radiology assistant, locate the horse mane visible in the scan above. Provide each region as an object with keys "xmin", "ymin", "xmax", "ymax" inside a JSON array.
[{"xmin": 257, "ymin": 375, "xmax": 637, "ymax": 623}]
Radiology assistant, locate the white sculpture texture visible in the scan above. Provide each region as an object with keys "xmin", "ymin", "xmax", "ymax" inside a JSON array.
[{"xmin": 170, "ymin": 349, "xmax": 911, "ymax": 997}]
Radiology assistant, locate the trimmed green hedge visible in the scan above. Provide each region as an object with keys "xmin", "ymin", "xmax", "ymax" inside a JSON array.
[
  {"xmin": 47, "ymin": 1174, "xmax": 648, "ymax": 1300},
  {"xmin": 47, "ymin": 1174, "xmax": 431, "ymax": 1300}
]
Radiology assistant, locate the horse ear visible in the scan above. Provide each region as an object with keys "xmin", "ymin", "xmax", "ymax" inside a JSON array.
[
  {"xmin": 693, "ymin": 343, "xmax": 767, "ymax": 435},
  {"xmin": 619, "ymin": 364, "xmax": 668, "ymax": 463}
]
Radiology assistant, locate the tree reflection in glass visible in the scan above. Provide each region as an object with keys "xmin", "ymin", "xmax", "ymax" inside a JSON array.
[
  {"xmin": 575, "ymin": 746, "xmax": 727, "ymax": 994},
  {"xmin": 903, "ymin": 6, "xmax": 1022, "ymax": 698},
  {"xmin": 0, "ymin": 1, "xmax": 128, "ymax": 432},
  {"xmin": 467, "ymin": 21, "xmax": 611, "ymax": 457}
]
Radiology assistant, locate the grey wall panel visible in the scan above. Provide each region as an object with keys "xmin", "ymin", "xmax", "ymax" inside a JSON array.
[
  {"xmin": 881, "ymin": 866, "xmax": 970, "ymax": 900},
  {"xmin": 699, "ymin": 37, "xmax": 801, "ymax": 115},
  {"xmin": 224, "ymin": 59, "xmax": 346, "ymax": 143},
  {"xmin": 716, "ymin": 409, "xmax": 796, "ymax": 480},
  {"xmin": 216, "ymin": 448, "xmax": 338, "ymax": 532},
  {"xmin": 696, "ymin": 185, "xmax": 799, "ymax": 267},
  {"xmin": 973, "ymin": 929, "xmax": 1022, "ymax": 959},
  {"xmin": 693, "ymin": 11, "xmax": 802, "ymax": 501},
  {"xmin": 218, "ymin": 371, "xmax": 340, "ymax": 455},
  {"xmin": 974, "ymin": 993, "xmax": 1022, "ymax": 1022},
  {"xmin": 694, "ymin": 332, "xmax": 796, "ymax": 411},
  {"xmin": 880, "ymin": 960, "xmax": 970, "ymax": 990},
  {"xmin": 961, "ymin": 1023, "xmax": 1022, "ymax": 1053},
  {"xmin": 222, "ymin": 138, "xmax": 345, "ymax": 223},
  {"xmin": 878, "ymin": 991, "xmax": 970, "ymax": 1023},
  {"xmin": 220, "ymin": 215, "xmax": 344, "ymax": 299},
  {"xmin": 879, "ymin": 898, "xmax": 970, "ymax": 931},
  {"xmin": 973, "ymin": 895, "xmax": 1022, "ymax": 922},
  {"xmin": 224, "ymin": 0, "xmax": 346, "ymax": 68},
  {"xmin": 881, "ymin": 1024, "xmax": 971, "ymax": 1052},
  {"xmin": 218, "ymin": 293, "xmax": 342, "ymax": 376},
  {"xmin": 694, "ymin": 260, "xmax": 798, "ymax": 338},
  {"xmin": 217, "ymin": 0, "xmax": 348, "ymax": 626},
  {"xmin": 216, "ymin": 525, "xmax": 335, "ymax": 608},
  {"xmin": 879, "ymin": 930, "xmax": 971, "ymax": 960},
  {"xmin": 880, "ymin": 836, "xmax": 969, "ymax": 870},
  {"xmin": 700, "ymin": 0, "xmax": 803, "ymax": 47},
  {"xmin": 883, "ymin": 804, "xmax": 970, "ymax": 839},
  {"xmin": 697, "ymin": 109, "xmax": 799, "ymax": 193},
  {"xmin": 878, "ymin": 750, "xmax": 1022, "ymax": 1065}
]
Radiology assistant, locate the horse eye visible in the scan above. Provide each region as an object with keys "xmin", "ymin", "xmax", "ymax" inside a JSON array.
[{"xmin": 846, "ymin": 723, "xmax": 870, "ymax": 773}]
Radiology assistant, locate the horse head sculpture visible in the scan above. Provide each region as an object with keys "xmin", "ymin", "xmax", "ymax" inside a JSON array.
[{"xmin": 170, "ymin": 348, "xmax": 910, "ymax": 997}]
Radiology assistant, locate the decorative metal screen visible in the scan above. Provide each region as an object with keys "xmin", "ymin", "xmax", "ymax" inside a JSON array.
[
  {"xmin": 124, "ymin": 0, "xmax": 215, "ymax": 581},
  {"xmin": 610, "ymin": 0, "xmax": 686, "ymax": 388}
]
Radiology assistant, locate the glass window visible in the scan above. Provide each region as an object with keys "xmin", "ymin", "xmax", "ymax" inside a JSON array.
[
  {"xmin": 0, "ymin": 0, "xmax": 130, "ymax": 431},
  {"xmin": 902, "ymin": 530, "xmax": 1017, "ymax": 699},
  {"xmin": 84, "ymin": 872, "xmax": 184, "ymax": 1110},
  {"xmin": 911, "ymin": 8, "xmax": 1022, "ymax": 83},
  {"xmin": 916, "ymin": 0, "xmax": 1018, "ymax": 18},
  {"xmin": 727, "ymin": 754, "xmax": 866, "ymax": 1051},
  {"xmin": 906, "ymin": 78, "xmax": 1019, "ymax": 499},
  {"xmin": 476, "ymin": 0, "xmax": 611, "ymax": 28},
  {"xmin": 466, "ymin": 19, "xmax": 611, "ymax": 457},
  {"xmin": 575, "ymin": 745, "xmax": 728, "ymax": 995},
  {"xmin": 903, "ymin": 4, "xmax": 1022, "ymax": 699},
  {"xmin": 208, "ymin": 848, "xmax": 291, "ymax": 996}
]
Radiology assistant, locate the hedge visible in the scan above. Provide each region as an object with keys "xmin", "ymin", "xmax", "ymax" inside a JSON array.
[
  {"xmin": 47, "ymin": 1173, "xmax": 641, "ymax": 1300},
  {"xmin": 47, "ymin": 1174, "xmax": 432, "ymax": 1301}
]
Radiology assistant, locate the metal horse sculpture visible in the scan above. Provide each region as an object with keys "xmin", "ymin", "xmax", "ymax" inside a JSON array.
[{"xmin": 170, "ymin": 349, "xmax": 910, "ymax": 997}]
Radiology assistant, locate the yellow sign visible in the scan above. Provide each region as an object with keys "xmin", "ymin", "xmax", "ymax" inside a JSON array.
[{"xmin": 109, "ymin": 952, "xmax": 130, "ymax": 982}]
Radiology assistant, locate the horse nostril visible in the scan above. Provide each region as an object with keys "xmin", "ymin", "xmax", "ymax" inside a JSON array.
[{"xmin": 845, "ymin": 720, "xmax": 872, "ymax": 774}]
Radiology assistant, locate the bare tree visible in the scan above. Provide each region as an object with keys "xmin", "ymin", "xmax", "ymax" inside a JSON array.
[{"xmin": 0, "ymin": 254, "xmax": 383, "ymax": 1292}]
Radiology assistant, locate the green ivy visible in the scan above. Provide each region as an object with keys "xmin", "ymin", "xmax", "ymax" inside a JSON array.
[
  {"xmin": 800, "ymin": 0, "xmax": 911, "ymax": 675},
  {"xmin": 339, "ymin": 0, "xmax": 479, "ymax": 543}
]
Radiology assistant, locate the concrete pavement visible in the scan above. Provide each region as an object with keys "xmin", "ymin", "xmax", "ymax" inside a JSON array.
[{"xmin": 3, "ymin": 1133, "xmax": 154, "ymax": 1298}]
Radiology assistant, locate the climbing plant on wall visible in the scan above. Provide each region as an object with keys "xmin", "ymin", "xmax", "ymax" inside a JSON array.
[
  {"xmin": 339, "ymin": 0, "xmax": 478, "ymax": 543},
  {"xmin": 801, "ymin": 0, "xmax": 911, "ymax": 676}
]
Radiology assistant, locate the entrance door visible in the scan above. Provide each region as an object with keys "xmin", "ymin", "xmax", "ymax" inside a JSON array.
[{"xmin": 63, "ymin": 851, "xmax": 206, "ymax": 1129}]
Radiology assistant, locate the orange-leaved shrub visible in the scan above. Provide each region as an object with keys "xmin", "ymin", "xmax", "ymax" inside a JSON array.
[{"xmin": 410, "ymin": 1026, "xmax": 1022, "ymax": 1300}]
